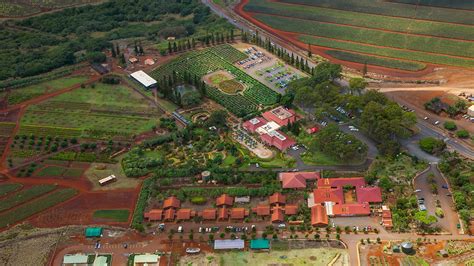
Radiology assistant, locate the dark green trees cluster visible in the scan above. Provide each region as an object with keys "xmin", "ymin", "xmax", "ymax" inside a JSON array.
[{"xmin": 158, "ymin": 70, "xmax": 205, "ymax": 107}]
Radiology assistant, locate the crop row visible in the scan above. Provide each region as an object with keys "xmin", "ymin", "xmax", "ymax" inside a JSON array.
[
  {"xmin": 0, "ymin": 188, "xmax": 78, "ymax": 228},
  {"xmin": 18, "ymin": 125, "xmax": 82, "ymax": 138},
  {"xmin": 244, "ymin": 0, "xmax": 474, "ymax": 40},
  {"xmin": 279, "ymin": 0, "xmax": 474, "ymax": 25},
  {"xmin": 325, "ymin": 50, "xmax": 427, "ymax": 71},
  {"xmin": 206, "ymin": 86, "xmax": 257, "ymax": 117},
  {"xmin": 299, "ymin": 35, "xmax": 474, "ymax": 68},
  {"xmin": 0, "ymin": 184, "xmax": 57, "ymax": 212},
  {"xmin": 253, "ymin": 14, "xmax": 474, "ymax": 58},
  {"xmin": 210, "ymin": 44, "xmax": 248, "ymax": 63},
  {"xmin": 0, "ymin": 122, "xmax": 16, "ymax": 136},
  {"xmin": 390, "ymin": 0, "xmax": 474, "ymax": 10}
]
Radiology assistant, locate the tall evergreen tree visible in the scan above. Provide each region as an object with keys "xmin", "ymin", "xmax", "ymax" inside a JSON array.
[
  {"xmin": 308, "ymin": 43, "xmax": 312, "ymax": 57},
  {"xmin": 173, "ymin": 42, "xmax": 177, "ymax": 53},
  {"xmin": 168, "ymin": 42, "xmax": 172, "ymax": 54},
  {"xmin": 111, "ymin": 44, "xmax": 116, "ymax": 58}
]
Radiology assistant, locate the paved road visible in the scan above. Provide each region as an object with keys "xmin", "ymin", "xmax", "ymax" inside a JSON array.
[{"xmin": 413, "ymin": 163, "xmax": 460, "ymax": 235}]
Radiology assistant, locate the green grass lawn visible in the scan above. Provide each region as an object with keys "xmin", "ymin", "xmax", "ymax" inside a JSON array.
[
  {"xmin": 0, "ymin": 183, "xmax": 22, "ymax": 197},
  {"xmin": 93, "ymin": 209, "xmax": 130, "ymax": 222},
  {"xmin": 0, "ymin": 184, "xmax": 56, "ymax": 212},
  {"xmin": 63, "ymin": 168, "xmax": 85, "ymax": 177},
  {"xmin": 222, "ymin": 154, "xmax": 237, "ymax": 166},
  {"xmin": 0, "ymin": 188, "xmax": 78, "ymax": 228},
  {"xmin": 35, "ymin": 166, "xmax": 66, "ymax": 177}
]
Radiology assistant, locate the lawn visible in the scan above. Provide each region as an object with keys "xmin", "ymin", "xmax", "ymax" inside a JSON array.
[
  {"xmin": 0, "ymin": 184, "xmax": 56, "ymax": 212},
  {"xmin": 325, "ymin": 50, "xmax": 426, "ymax": 71},
  {"xmin": 0, "ymin": 188, "xmax": 78, "ymax": 228},
  {"xmin": 92, "ymin": 209, "xmax": 130, "ymax": 222},
  {"xmin": 85, "ymin": 161, "xmax": 140, "ymax": 190},
  {"xmin": 0, "ymin": 183, "xmax": 22, "ymax": 197},
  {"xmin": 19, "ymin": 84, "xmax": 159, "ymax": 140},
  {"xmin": 301, "ymin": 151, "xmax": 342, "ymax": 166},
  {"xmin": 34, "ymin": 166, "xmax": 65, "ymax": 177},
  {"xmin": 253, "ymin": 13, "xmax": 474, "ymax": 58},
  {"xmin": 244, "ymin": 0, "xmax": 474, "ymax": 40}
]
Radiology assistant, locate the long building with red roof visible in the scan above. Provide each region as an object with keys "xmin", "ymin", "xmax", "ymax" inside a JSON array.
[
  {"xmin": 216, "ymin": 194, "xmax": 234, "ymax": 207},
  {"xmin": 356, "ymin": 187, "xmax": 383, "ymax": 203},
  {"xmin": 279, "ymin": 171, "xmax": 320, "ymax": 189},
  {"xmin": 144, "ymin": 209, "xmax": 163, "ymax": 221},
  {"xmin": 201, "ymin": 209, "xmax": 217, "ymax": 220},
  {"xmin": 262, "ymin": 106, "xmax": 297, "ymax": 127},
  {"xmin": 311, "ymin": 205, "xmax": 328, "ymax": 227},
  {"xmin": 317, "ymin": 177, "xmax": 366, "ymax": 188},
  {"xmin": 163, "ymin": 196, "xmax": 181, "ymax": 209}
]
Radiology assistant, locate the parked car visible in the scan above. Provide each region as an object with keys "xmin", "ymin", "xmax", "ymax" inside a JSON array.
[
  {"xmin": 178, "ymin": 226, "xmax": 183, "ymax": 233},
  {"xmin": 442, "ymin": 185, "xmax": 448, "ymax": 189},
  {"xmin": 434, "ymin": 120, "xmax": 440, "ymax": 125},
  {"xmin": 414, "ymin": 189, "xmax": 421, "ymax": 193},
  {"xmin": 419, "ymin": 204, "xmax": 427, "ymax": 211}
]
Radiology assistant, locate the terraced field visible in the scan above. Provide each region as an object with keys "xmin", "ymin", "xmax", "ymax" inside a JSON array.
[
  {"xmin": 151, "ymin": 44, "xmax": 279, "ymax": 117},
  {"xmin": 238, "ymin": 0, "xmax": 474, "ymax": 73}
]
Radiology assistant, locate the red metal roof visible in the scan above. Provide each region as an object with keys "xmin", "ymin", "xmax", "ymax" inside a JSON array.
[
  {"xmin": 332, "ymin": 203, "xmax": 370, "ymax": 216},
  {"xmin": 317, "ymin": 177, "xmax": 366, "ymax": 188},
  {"xmin": 311, "ymin": 205, "xmax": 328, "ymax": 227},
  {"xmin": 144, "ymin": 209, "xmax": 163, "ymax": 221},
  {"xmin": 253, "ymin": 205, "xmax": 270, "ymax": 216},
  {"xmin": 163, "ymin": 196, "xmax": 181, "ymax": 209},
  {"xmin": 216, "ymin": 194, "xmax": 234, "ymax": 207},
  {"xmin": 230, "ymin": 208, "xmax": 247, "ymax": 219},
  {"xmin": 271, "ymin": 208, "xmax": 285, "ymax": 223},
  {"xmin": 218, "ymin": 207, "xmax": 229, "ymax": 220},
  {"xmin": 313, "ymin": 187, "xmax": 344, "ymax": 204},
  {"xmin": 176, "ymin": 209, "xmax": 194, "ymax": 220},
  {"xmin": 269, "ymin": 192, "xmax": 286, "ymax": 205},
  {"xmin": 163, "ymin": 209, "xmax": 175, "ymax": 221},
  {"xmin": 242, "ymin": 117, "xmax": 267, "ymax": 132},
  {"xmin": 260, "ymin": 130, "xmax": 296, "ymax": 151},
  {"xmin": 262, "ymin": 106, "xmax": 297, "ymax": 127},
  {"xmin": 382, "ymin": 210, "xmax": 392, "ymax": 218},
  {"xmin": 279, "ymin": 172, "xmax": 320, "ymax": 189},
  {"xmin": 284, "ymin": 204, "xmax": 298, "ymax": 215},
  {"xmin": 201, "ymin": 209, "xmax": 217, "ymax": 220},
  {"xmin": 356, "ymin": 187, "xmax": 382, "ymax": 203}
]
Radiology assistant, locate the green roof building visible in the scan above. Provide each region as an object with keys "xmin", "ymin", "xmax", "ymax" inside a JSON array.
[
  {"xmin": 250, "ymin": 239, "xmax": 270, "ymax": 250},
  {"xmin": 85, "ymin": 227, "xmax": 103, "ymax": 238}
]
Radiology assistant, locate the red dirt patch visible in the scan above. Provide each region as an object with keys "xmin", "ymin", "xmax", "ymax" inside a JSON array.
[{"xmin": 29, "ymin": 189, "xmax": 139, "ymax": 227}]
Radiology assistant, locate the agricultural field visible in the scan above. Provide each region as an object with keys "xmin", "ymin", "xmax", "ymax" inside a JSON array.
[
  {"xmin": 389, "ymin": 0, "xmax": 474, "ymax": 10},
  {"xmin": 0, "ymin": 184, "xmax": 56, "ymax": 212},
  {"xmin": 239, "ymin": 0, "xmax": 474, "ymax": 71},
  {"xmin": 0, "ymin": 0, "xmax": 104, "ymax": 17},
  {"xmin": 0, "ymin": 183, "xmax": 22, "ymax": 196},
  {"xmin": 33, "ymin": 165, "xmax": 84, "ymax": 179},
  {"xmin": 151, "ymin": 44, "xmax": 279, "ymax": 117},
  {"xmin": 0, "ymin": 122, "xmax": 16, "ymax": 157},
  {"xmin": 0, "ymin": 188, "xmax": 78, "ymax": 228},
  {"xmin": 92, "ymin": 209, "xmax": 130, "ymax": 222},
  {"xmin": 17, "ymin": 83, "xmax": 160, "ymax": 140}
]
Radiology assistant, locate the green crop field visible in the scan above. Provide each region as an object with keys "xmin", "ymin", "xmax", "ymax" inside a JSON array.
[
  {"xmin": 151, "ymin": 45, "xmax": 279, "ymax": 117},
  {"xmin": 0, "ymin": 183, "xmax": 22, "ymax": 196},
  {"xmin": 18, "ymin": 84, "xmax": 160, "ymax": 140},
  {"xmin": 253, "ymin": 14, "xmax": 474, "ymax": 58},
  {"xmin": 299, "ymin": 35, "xmax": 474, "ymax": 68},
  {"xmin": 243, "ymin": 0, "xmax": 474, "ymax": 70},
  {"xmin": 0, "ymin": 184, "xmax": 56, "ymax": 212},
  {"xmin": 244, "ymin": 0, "xmax": 474, "ymax": 40},
  {"xmin": 0, "ymin": 188, "xmax": 78, "ymax": 228},
  {"xmin": 93, "ymin": 209, "xmax": 130, "ymax": 222},
  {"xmin": 325, "ymin": 50, "xmax": 426, "ymax": 71},
  {"xmin": 390, "ymin": 0, "xmax": 474, "ymax": 10},
  {"xmin": 278, "ymin": 0, "xmax": 474, "ymax": 25}
]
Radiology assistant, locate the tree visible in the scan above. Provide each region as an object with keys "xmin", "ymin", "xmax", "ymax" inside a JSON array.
[
  {"xmin": 348, "ymin": 78, "xmax": 367, "ymax": 95},
  {"xmin": 414, "ymin": 211, "xmax": 437, "ymax": 229},
  {"xmin": 443, "ymin": 121, "xmax": 457, "ymax": 131},
  {"xmin": 362, "ymin": 61, "xmax": 368, "ymax": 76},
  {"xmin": 456, "ymin": 130, "xmax": 469, "ymax": 139},
  {"xmin": 379, "ymin": 176, "xmax": 393, "ymax": 192},
  {"xmin": 307, "ymin": 43, "xmax": 312, "ymax": 57},
  {"xmin": 181, "ymin": 91, "xmax": 202, "ymax": 106},
  {"xmin": 419, "ymin": 137, "xmax": 446, "ymax": 155}
]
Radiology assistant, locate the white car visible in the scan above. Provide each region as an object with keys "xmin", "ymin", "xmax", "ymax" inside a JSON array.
[
  {"xmin": 414, "ymin": 189, "xmax": 421, "ymax": 193},
  {"xmin": 434, "ymin": 121, "xmax": 440, "ymax": 125},
  {"xmin": 423, "ymin": 117, "xmax": 428, "ymax": 120}
]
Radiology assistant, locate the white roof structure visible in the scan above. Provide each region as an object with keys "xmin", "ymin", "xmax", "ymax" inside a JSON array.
[
  {"xmin": 214, "ymin": 239, "xmax": 245, "ymax": 250},
  {"xmin": 256, "ymin": 121, "xmax": 280, "ymax": 135},
  {"xmin": 468, "ymin": 105, "xmax": 474, "ymax": 116},
  {"xmin": 235, "ymin": 196, "xmax": 250, "ymax": 203},
  {"xmin": 268, "ymin": 130, "xmax": 287, "ymax": 141},
  {"xmin": 325, "ymin": 202, "xmax": 334, "ymax": 216},
  {"xmin": 63, "ymin": 254, "xmax": 88, "ymax": 264},
  {"xmin": 99, "ymin": 175, "xmax": 116, "ymax": 185},
  {"xmin": 134, "ymin": 254, "xmax": 160, "ymax": 265},
  {"xmin": 130, "ymin": 70, "xmax": 157, "ymax": 88},
  {"xmin": 93, "ymin": 256, "xmax": 108, "ymax": 266}
]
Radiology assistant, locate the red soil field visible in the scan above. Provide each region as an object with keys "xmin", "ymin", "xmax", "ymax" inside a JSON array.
[
  {"xmin": 235, "ymin": 0, "xmax": 438, "ymax": 78},
  {"xmin": 29, "ymin": 189, "xmax": 139, "ymax": 227}
]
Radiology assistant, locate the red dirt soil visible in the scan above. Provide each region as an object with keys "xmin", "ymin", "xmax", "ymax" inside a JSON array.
[{"xmin": 235, "ymin": 0, "xmax": 453, "ymax": 78}]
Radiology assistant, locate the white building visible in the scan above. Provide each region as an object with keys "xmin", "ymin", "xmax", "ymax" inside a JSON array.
[{"xmin": 130, "ymin": 70, "xmax": 157, "ymax": 88}]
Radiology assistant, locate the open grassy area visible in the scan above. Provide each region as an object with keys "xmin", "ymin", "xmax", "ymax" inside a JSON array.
[
  {"xmin": 0, "ymin": 183, "xmax": 22, "ymax": 197},
  {"xmin": 85, "ymin": 161, "xmax": 140, "ymax": 190},
  {"xmin": 325, "ymin": 50, "xmax": 427, "ymax": 71},
  {"xmin": 244, "ymin": 0, "xmax": 474, "ymax": 40},
  {"xmin": 0, "ymin": 184, "xmax": 56, "ymax": 212},
  {"xmin": 34, "ymin": 165, "xmax": 84, "ymax": 178},
  {"xmin": 92, "ymin": 209, "xmax": 130, "ymax": 222},
  {"xmin": 0, "ymin": 188, "xmax": 78, "ymax": 228},
  {"xmin": 19, "ymin": 83, "xmax": 160, "ymax": 140}
]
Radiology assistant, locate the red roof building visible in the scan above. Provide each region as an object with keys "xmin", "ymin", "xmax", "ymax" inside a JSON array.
[
  {"xmin": 216, "ymin": 194, "xmax": 234, "ymax": 207},
  {"xmin": 279, "ymin": 172, "xmax": 320, "ymax": 189},
  {"xmin": 163, "ymin": 209, "xmax": 175, "ymax": 221},
  {"xmin": 332, "ymin": 203, "xmax": 370, "ymax": 216},
  {"xmin": 284, "ymin": 204, "xmax": 298, "ymax": 215},
  {"xmin": 176, "ymin": 209, "xmax": 194, "ymax": 220},
  {"xmin": 313, "ymin": 187, "xmax": 344, "ymax": 204},
  {"xmin": 260, "ymin": 130, "xmax": 296, "ymax": 151},
  {"xmin": 356, "ymin": 187, "xmax": 382, "ymax": 203},
  {"xmin": 382, "ymin": 205, "xmax": 393, "ymax": 229},
  {"xmin": 271, "ymin": 207, "xmax": 285, "ymax": 223},
  {"xmin": 230, "ymin": 208, "xmax": 248, "ymax": 220},
  {"xmin": 252, "ymin": 205, "xmax": 271, "ymax": 216},
  {"xmin": 269, "ymin": 192, "xmax": 286, "ymax": 205},
  {"xmin": 163, "ymin": 196, "xmax": 181, "ymax": 209},
  {"xmin": 201, "ymin": 209, "xmax": 217, "ymax": 220},
  {"xmin": 317, "ymin": 177, "xmax": 366, "ymax": 188},
  {"xmin": 307, "ymin": 127, "xmax": 319, "ymax": 134},
  {"xmin": 262, "ymin": 106, "xmax": 297, "ymax": 127},
  {"xmin": 218, "ymin": 207, "xmax": 229, "ymax": 220},
  {"xmin": 242, "ymin": 117, "xmax": 267, "ymax": 133},
  {"xmin": 144, "ymin": 209, "xmax": 163, "ymax": 221},
  {"xmin": 311, "ymin": 205, "xmax": 328, "ymax": 227}
]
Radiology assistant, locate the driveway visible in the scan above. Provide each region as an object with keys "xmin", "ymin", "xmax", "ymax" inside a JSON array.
[{"xmin": 413, "ymin": 163, "xmax": 460, "ymax": 234}]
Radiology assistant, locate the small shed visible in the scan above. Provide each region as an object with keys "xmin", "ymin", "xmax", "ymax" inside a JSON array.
[
  {"xmin": 468, "ymin": 105, "xmax": 474, "ymax": 116},
  {"xmin": 250, "ymin": 239, "xmax": 270, "ymax": 250},
  {"xmin": 133, "ymin": 254, "xmax": 160, "ymax": 265},
  {"xmin": 214, "ymin": 239, "xmax": 245, "ymax": 250},
  {"xmin": 235, "ymin": 196, "xmax": 250, "ymax": 204},
  {"xmin": 63, "ymin": 254, "xmax": 88, "ymax": 265},
  {"xmin": 401, "ymin": 241, "xmax": 414, "ymax": 254},
  {"xmin": 439, "ymin": 249, "xmax": 448, "ymax": 257},
  {"xmin": 85, "ymin": 227, "xmax": 103, "ymax": 238}
]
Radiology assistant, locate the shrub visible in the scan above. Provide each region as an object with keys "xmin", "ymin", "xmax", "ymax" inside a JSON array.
[
  {"xmin": 419, "ymin": 137, "xmax": 446, "ymax": 154},
  {"xmin": 443, "ymin": 121, "xmax": 457, "ymax": 131},
  {"xmin": 190, "ymin": 196, "xmax": 207, "ymax": 205},
  {"xmin": 456, "ymin": 130, "xmax": 469, "ymax": 139}
]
